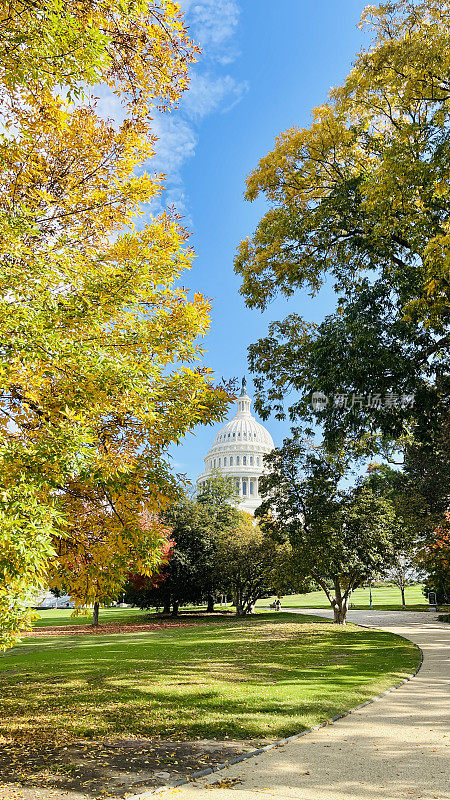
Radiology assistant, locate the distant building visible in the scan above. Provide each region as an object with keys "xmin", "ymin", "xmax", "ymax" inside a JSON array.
[
  {"xmin": 33, "ymin": 590, "xmax": 75, "ymax": 609},
  {"xmin": 197, "ymin": 378, "xmax": 274, "ymax": 514}
]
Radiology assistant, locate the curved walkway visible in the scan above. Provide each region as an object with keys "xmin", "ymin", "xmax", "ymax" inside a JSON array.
[{"xmin": 148, "ymin": 610, "xmax": 450, "ymax": 800}]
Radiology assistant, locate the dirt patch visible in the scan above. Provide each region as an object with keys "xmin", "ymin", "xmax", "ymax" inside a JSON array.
[
  {"xmin": 24, "ymin": 621, "xmax": 201, "ymax": 638},
  {"xmin": 25, "ymin": 614, "xmax": 234, "ymax": 638},
  {"xmin": 0, "ymin": 737, "xmax": 258, "ymax": 799}
]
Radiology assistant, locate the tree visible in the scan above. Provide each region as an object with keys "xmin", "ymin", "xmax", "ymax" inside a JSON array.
[
  {"xmin": 49, "ymin": 504, "xmax": 174, "ymax": 626},
  {"xmin": 234, "ymin": 1, "xmax": 449, "ymax": 497},
  {"xmin": 257, "ymin": 437, "xmax": 396, "ymax": 623},
  {"xmin": 401, "ymin": 410, "xmax": 450, "ymax": 531},
  {"xmin": 125, "ymin": 533, "xmax": 176, "ymax": 614},
  {"xmin": 419, "ymin": 512, "xmax": 450, "ymax": 604},
  {"xmin": 0, "ymin": 482, "xmax": 61, "ymax": 649},
  {"xmin": 126, "ymin": 475, "xmax": 250, "ymax": 616},
  {"xmin": 197, "ymin": 470, "xmax": 240, "ymax": 514},
  {"xmin": 0, "ymin": 3, "xmax": 230, "ymax": 648},
  {"xmin": 214, "ymin": 511, "xmax": 289, "ymax": 616},
  {"xmin": 362, "ymin": 463, "xmax": 426, "ymax": 609},
  {"xmin": 389, "ymin": 555, "xmax": 422, "ymax": 610},
  {"xmin": 125, "ymin": 497, "xmax": 220, "ymax": 615},
  {"xmin": 197, "ymin": 470, "xmax": 240, "ymax": 610},
  {"xmin": 0, "ymin": 0, "xmax": 197, "ymax": 111}
]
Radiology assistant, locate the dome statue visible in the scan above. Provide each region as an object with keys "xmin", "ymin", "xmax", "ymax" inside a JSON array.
[{"xmin": 196, "ymin": 378, "xmax": 274, "ymax": 514}]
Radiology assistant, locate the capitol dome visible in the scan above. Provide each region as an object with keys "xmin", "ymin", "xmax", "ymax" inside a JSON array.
[{"xmin": 197, "ymin": 378, "xmax": 274, "ymax": 514}]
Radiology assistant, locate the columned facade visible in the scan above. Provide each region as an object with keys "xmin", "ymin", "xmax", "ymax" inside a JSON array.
[{"xmin": 197, "ymin": 378, "xmax": 274, "ymax": 515}]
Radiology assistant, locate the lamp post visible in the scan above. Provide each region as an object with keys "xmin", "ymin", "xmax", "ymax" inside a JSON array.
[{"xmin": 369, "ymin": 582, "xmax": 373, "ymax": 610}]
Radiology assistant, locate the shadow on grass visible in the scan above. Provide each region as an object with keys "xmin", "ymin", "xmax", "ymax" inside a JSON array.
[
  {"xmin": 1, "ymin": 614, "xmax": 419, "ymax": 741},
  {"xmin": 0, "ymin": 614, "xmax": 422, "ymax": 798}
]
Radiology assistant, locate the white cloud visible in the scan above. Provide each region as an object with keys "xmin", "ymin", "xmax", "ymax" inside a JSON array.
[
  {"xmin": 135, "ymin": 115, "xmax": 197, "ymax": 220},
  {"xmin": 182, "ymin": 72, "xmax": 248, "ymax": 119},
  {"xmin": 88, "ymin": 1, "xmax": 246, "ymax": 220},
  {"xmin": 180, "ymin": 0, "xmax": 240, "ymax": 52},
  {"xmin": 144, "ymin": 0, "xmax": 246, "ymax": 218},
  {"xmin": 151, "ymin": 115, "xmax": 198, "ymax": 177}
]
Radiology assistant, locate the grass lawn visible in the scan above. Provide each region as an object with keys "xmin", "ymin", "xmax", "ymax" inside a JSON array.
[
  {"xmin": 2, "ymin": 612, "xmax": 419, "ymax": 745},
  {"xmin": 257, "ymin": 583, "xmax": 428, "ymax": 611}
]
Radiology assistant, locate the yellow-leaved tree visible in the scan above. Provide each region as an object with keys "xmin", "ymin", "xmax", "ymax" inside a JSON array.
[
  {"xmin": 0, "ymin": 1, "xmax": 229, "ymax": 646},
  {"xmin": 234, "ymin": 0, "xmax": 449, "ymax": 528}
]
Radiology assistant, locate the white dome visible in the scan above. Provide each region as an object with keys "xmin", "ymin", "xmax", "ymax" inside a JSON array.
[
  {"xmin": 197, "ymin": 379, "xmax": 274, "ymax": 515},
  {"xmin": 212, "ymin": 417, "xmax": 274, "ymax": 450}
]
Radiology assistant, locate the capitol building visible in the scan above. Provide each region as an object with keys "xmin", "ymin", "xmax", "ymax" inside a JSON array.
[{"xmin": 197, "ymin": 378, "xmax": 275, "ymax": 514}]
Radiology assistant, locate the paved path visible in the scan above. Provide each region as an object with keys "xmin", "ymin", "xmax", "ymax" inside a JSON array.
[{"xmin": 148, "ymin": 610, "xmax": 450, "ymax": 800}]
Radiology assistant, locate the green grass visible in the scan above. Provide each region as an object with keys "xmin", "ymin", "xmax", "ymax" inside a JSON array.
[
  {"xmin": 257, "ymin": 583, "xmax": 428, "ymax": 611},
  {"xmin": 33, "ymin": 606, "xmax": 150, "ymax": 627},
  {"xmin": 1, "ymin": 613, "xmax": 419, "ymax": 745}
]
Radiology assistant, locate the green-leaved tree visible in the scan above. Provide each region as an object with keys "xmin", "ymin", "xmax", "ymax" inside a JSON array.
[
  {"xmin": 235, "ymin": 0, "xmax": 449, "ymax": 521},
  {"xmin": 258, "ymin": 437, "xmax": 396, "ymax": 623}
]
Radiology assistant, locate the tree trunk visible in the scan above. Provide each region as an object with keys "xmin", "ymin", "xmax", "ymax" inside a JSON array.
[
  {"xmin": 332, "ymin": 596, "xmax": 349, "ymax": 624},
  {"xmin": 92, "ymin": 602, "xmax": 100, "ymax": 627},
  {"xmin": 331, "ymin": 578, "xmax": 350, "ymax": 624},
  {"xmin": 400, "ymin": 585, "xmax": 406, "ymax": 610},
  {"xmin": 171, "ymin": 600, "xmax": 179, "ymax": 617},
  {"xmin": 162, "ymin": 593, "xmax": 171, "ymax": 615},
  {"xmin": 206, "ymin": 595, "xmax": 215, "ymax": 613}
]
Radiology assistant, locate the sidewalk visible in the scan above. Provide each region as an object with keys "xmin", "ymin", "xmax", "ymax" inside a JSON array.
[{"xmin": 143, "ymin": 610, "xmax": 449, "ymax": 800}]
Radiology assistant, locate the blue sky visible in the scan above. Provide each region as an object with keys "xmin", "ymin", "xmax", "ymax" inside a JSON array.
[{"xmin": 153, "ymin": 0, "xmax": 370, "ymax": 485}]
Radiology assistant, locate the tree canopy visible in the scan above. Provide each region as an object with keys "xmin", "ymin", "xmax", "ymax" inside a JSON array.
[
  {"xmin": 0, "ymin": 1, "xmax": 229, "ymax": 648},
  {"xmin": 125, "ymin": 498, "xmax": 218, "ymax": 615},
  {"xmin": 214, "ymin": 511, "xmax": 290, "ymax": 616},
  {"xmin": 126, "ymin": 476, "xmax": 240, "ymax": 615},
  {"xmin": 0, "ymin": 0, "xmax": 196, "ymax": 111},
  {"xmin": 257, "ymin": 437, "xmax": 396, "ymax": 623},
  {"xmin": 235, "ymin": 0, "xmax": 449, "ymax": 469},
  {"xmin": 127, "ymin": 474, "xmax": 291, "ymax": 618},
  {"xmin": 420, "ymin": 512, "xmax": 450, "ymax": 604}
]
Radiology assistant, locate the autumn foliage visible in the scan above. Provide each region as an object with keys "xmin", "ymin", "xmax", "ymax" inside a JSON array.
[
  {"xmin": 50, "ymin": 505, "xmax": 175, "ymax": 615},
  {"xmin": 235, "ymin": 0, "xmax": 449, "ymax": 479},
  {"xmin": 421, "ymin": 513, "xmax": 450, "ymax": 604},
  {"xmin": 0, "ymin": 1, "xmax": 229, "ymax": 648}
]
